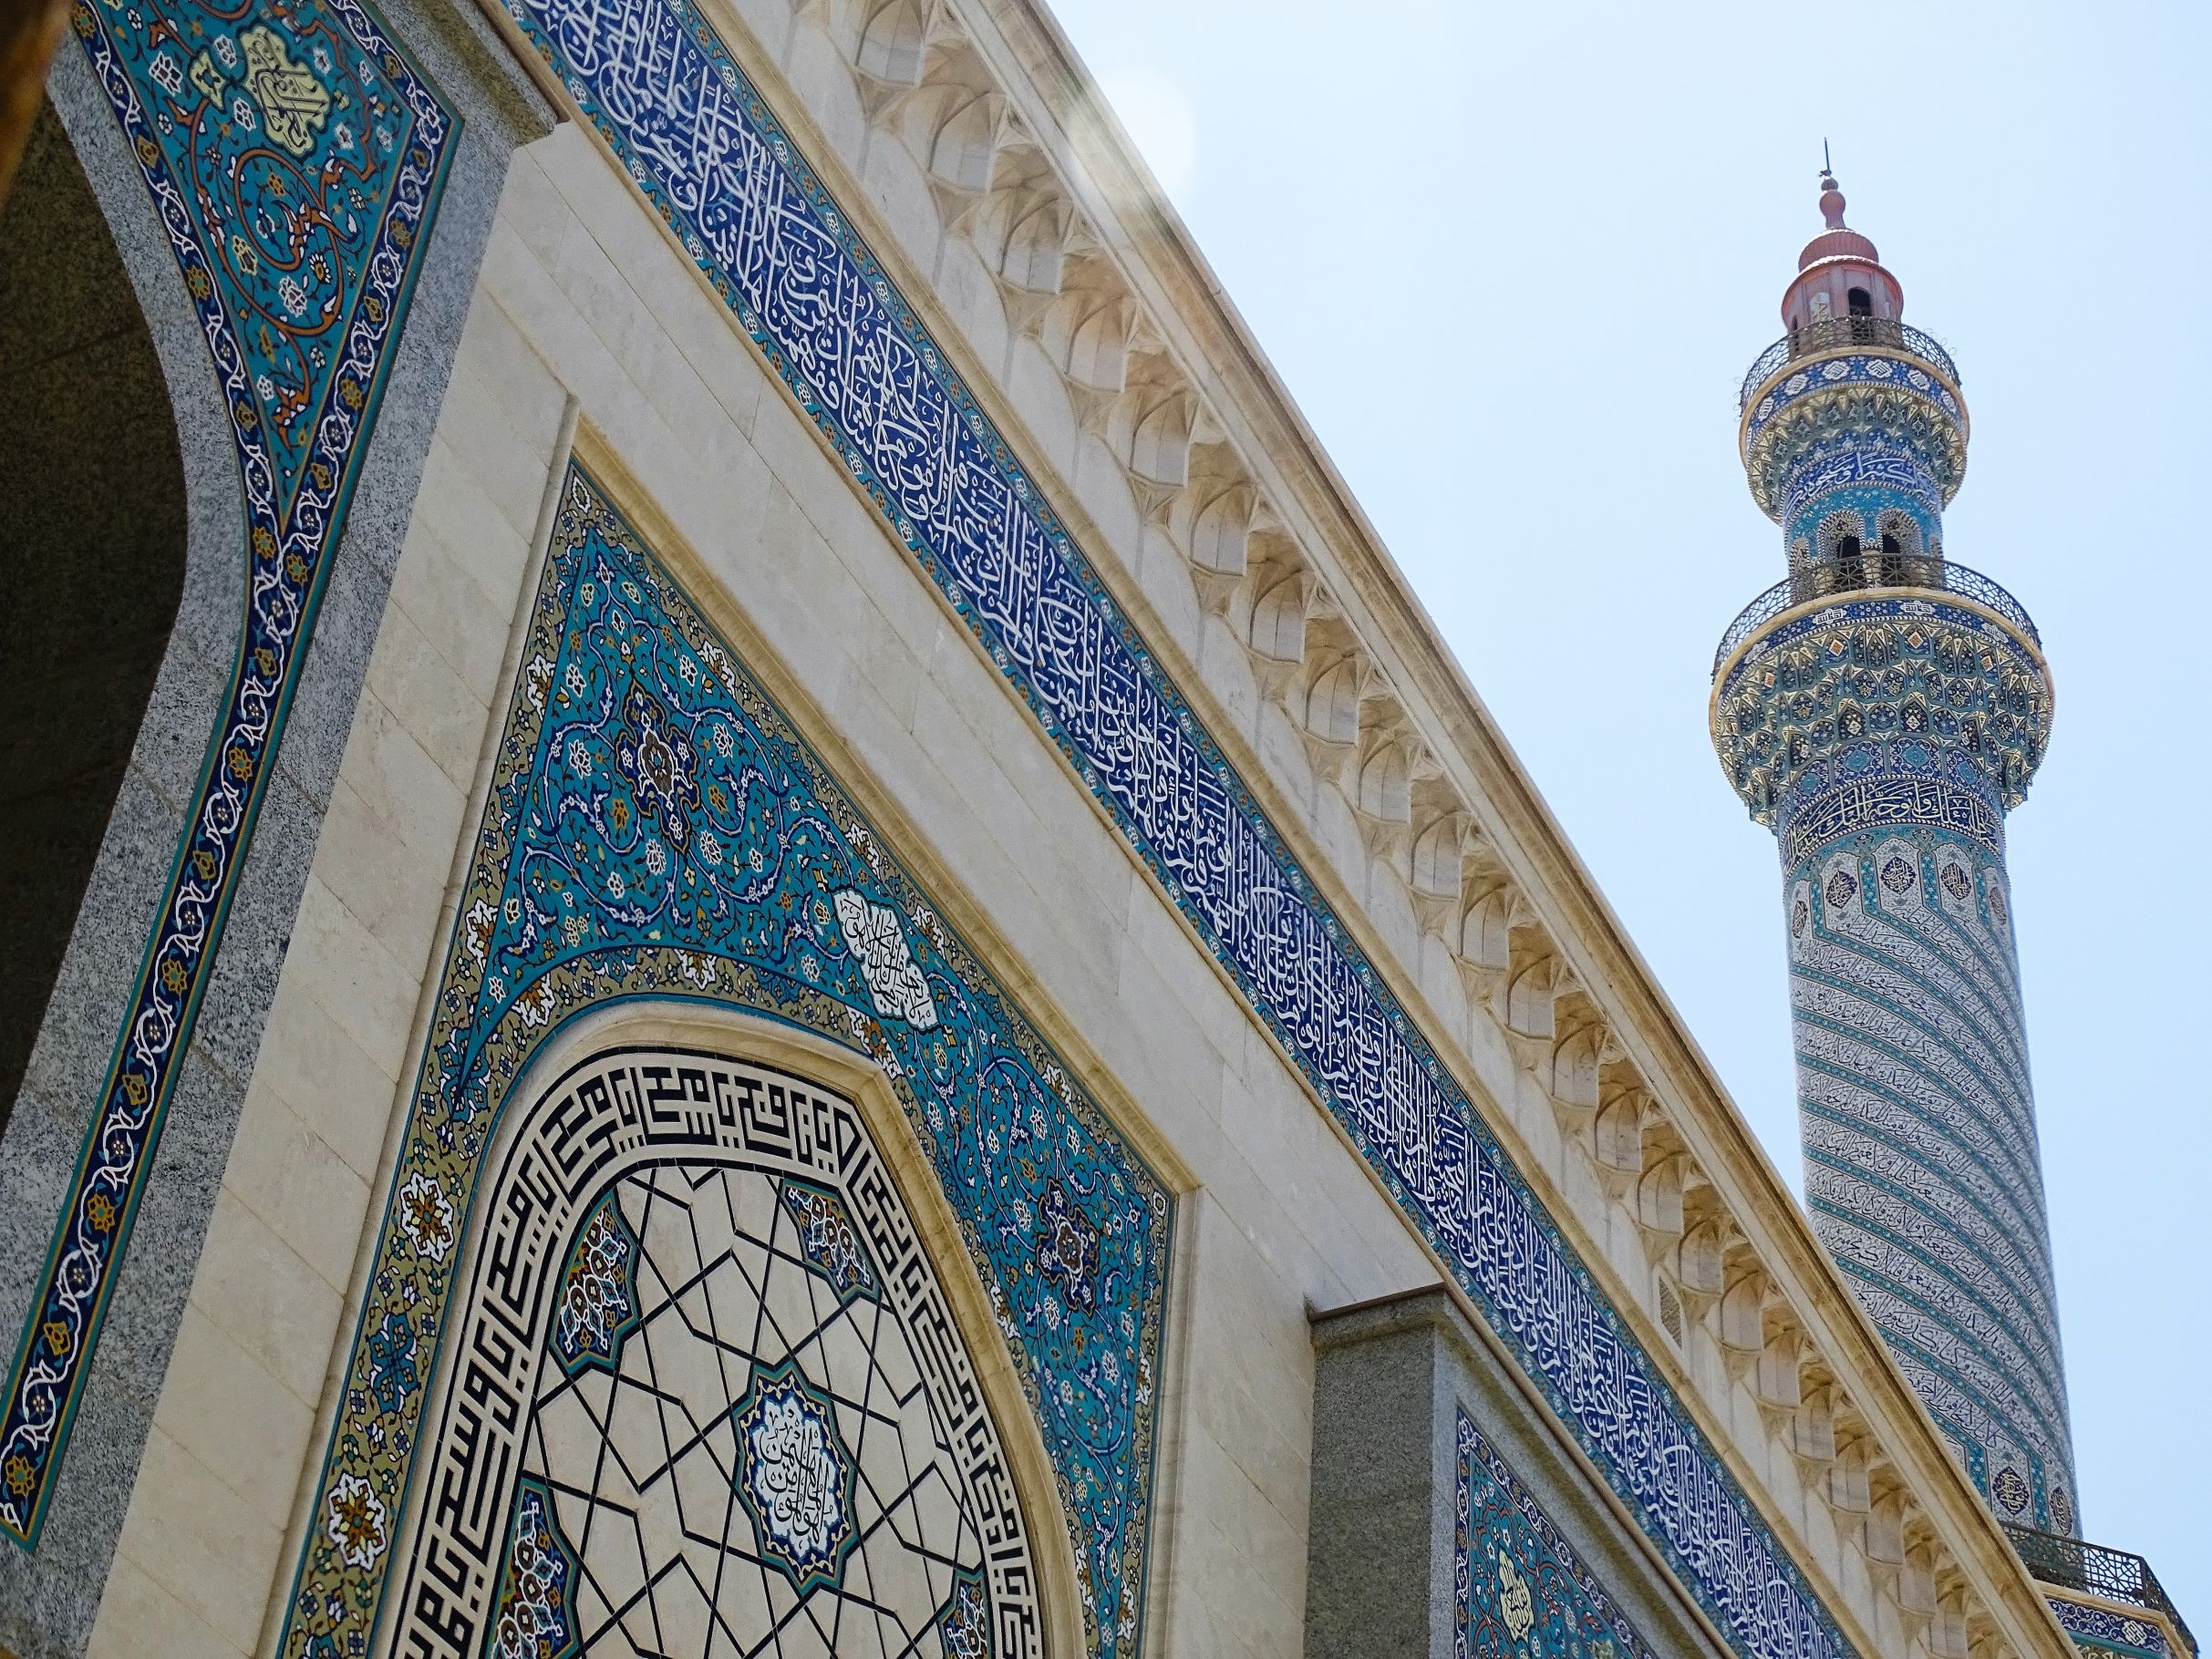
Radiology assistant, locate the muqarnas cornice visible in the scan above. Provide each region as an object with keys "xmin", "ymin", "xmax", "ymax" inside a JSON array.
[
  {"xmin": 1741, "ymin": 351, "xmax": 1968, "ymax": 523},
  {"xmin": 1712, "ymin": 594, "xmax": 2052, "ymax": 833}
]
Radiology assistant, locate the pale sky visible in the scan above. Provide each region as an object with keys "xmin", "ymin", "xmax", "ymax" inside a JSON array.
[{"xmin": 1049, "ymin": 0, "xmax": 2212, "ymax": 1613}]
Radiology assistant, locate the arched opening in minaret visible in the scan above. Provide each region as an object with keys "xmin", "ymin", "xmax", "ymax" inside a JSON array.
[
  {"xmin": 1846, "ymin": 286, "xmax": 1873, "ymax": 316},
  {"xmin": 1875, "ymin": 511, "xmax": 1924, "ymax": 585},
  {"xmin": 1812, "ymin": 514, "xmax": 1869, "ymax": 595},
  {"xmin": 0, "ymin": 101, "xmax": 188, "ymax": 1133},
  {"xmin": 1833, "ymin": 533, "xmax": 1864, "ymax": 590}
]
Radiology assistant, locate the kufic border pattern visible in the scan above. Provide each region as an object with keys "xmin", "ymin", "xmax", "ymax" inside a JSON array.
[{"xmin": 419, "ymin": 1046, "xmax": 1044, "ymax": 1658}]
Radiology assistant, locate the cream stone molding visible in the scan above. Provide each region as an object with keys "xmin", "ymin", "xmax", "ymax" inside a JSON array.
[{"xmin": 454, "ymin": 0, "xmax": 2077, "ymax": 1651}]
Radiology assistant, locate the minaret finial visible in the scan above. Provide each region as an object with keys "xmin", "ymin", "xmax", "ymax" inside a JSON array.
[{"xmin": 1816, "ymin": 147, "xmax": 1848, "ymax": 232}]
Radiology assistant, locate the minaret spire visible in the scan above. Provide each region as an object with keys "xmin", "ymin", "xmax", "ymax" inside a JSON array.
[
  {"xmin": 1817, "ymin": 164, "xmax": 1847, "ymax": 231},
  {"xmin": 1711, "ymin": 183, "xmax": 2077, "ymax": 1535}
]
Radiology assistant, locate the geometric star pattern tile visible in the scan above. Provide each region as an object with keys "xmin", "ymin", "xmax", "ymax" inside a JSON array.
[{"xmin": 501, "ymin": 1162, "xmax": 1008, "ymax": 1657}]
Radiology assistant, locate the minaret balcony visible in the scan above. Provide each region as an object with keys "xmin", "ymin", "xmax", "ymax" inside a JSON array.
[
  {"xmin": 1712, "ymin": 553, "xmax": 2039, "ymax": 679},
  {"xmin": 2003, "ymin": 1524, "xmax": 2199, "ymax": 1659},
  {"xmin": 1739, "ymin": 314, "xmax": 1960, "ymax": 409}
]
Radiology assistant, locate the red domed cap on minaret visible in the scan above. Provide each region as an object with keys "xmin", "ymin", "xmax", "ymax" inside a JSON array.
[
  {"xmin": 1780, "ymin": 164, "xmax": 1905, "ymax": 329},
  {"xmin": 1798, "ymin": 173, "xmax": 1882, "ymax": 269}
]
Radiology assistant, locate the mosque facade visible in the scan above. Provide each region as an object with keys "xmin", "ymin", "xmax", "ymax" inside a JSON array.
[{"xmin": 0, "ymin": 0, "xmax": 2189, "ymax": 1656}]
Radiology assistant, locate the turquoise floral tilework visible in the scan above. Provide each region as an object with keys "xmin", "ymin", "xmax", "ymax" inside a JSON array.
[
  {"xmin": 276, "ymin": 464, "xmax": 1170, "ymax": 1659},
  {"xmin": 1454, "ymin": 1409, "xmax": 1655, "ymax": 1659},
  {"xmin": 1, "ymin": 0, "xmax": 454, "ymax": 1546}
]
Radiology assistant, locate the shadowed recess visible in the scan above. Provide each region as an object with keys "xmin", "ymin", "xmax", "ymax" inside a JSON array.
[{"xmin": 0, "ymin": 99, "xmax": 186, "ymax": 1134}]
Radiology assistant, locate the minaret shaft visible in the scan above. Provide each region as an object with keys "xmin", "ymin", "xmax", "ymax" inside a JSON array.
[{"xmin": 1712, "ymin": 174, "xmax": 2076, "ymax": 1535}]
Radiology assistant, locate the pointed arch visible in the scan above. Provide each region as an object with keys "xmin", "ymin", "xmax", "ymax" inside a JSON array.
[{"xmin": 388, "ymin": 1006, "xmax": 1085, "ymax": 1659}]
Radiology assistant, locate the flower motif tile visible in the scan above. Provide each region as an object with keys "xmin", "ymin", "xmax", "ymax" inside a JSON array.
[
  {"xmin": 779, "ymin": 1180, "xmax": 876, "ymax": 1304},
  {"xmin": 488, "ymin": 1480, "xmax": 578, "ymax": 1659},
  {"xmin": 551, "ymin": 1190, "xmax": 640, "ymax": 1375},
  {"xmin": 1454, "ymin": 1409, "xmax": 1654, "ymax": 1659}
]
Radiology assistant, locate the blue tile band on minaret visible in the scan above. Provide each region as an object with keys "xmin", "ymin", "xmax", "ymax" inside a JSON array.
[{"xmin": 1712, "ymin": 171, "xmax": 2077, "ymax": 1536}]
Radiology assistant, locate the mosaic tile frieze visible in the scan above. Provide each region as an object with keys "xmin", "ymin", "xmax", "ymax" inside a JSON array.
[
  {"xmin": 458, "ymin": 1094, "xmax": 1040, "ymax": 1655},
  {"xmin": 2048, "ymin": 1594, "xmax": 2175, "ymax": 1659},
  {"xmin": 0, "ymin": 0, "xmax": 454, "ymax": 1546},
  {"xmin": 1742, "ymin": 355, "xmax": 1966, "ymax": 520},
  {"xmin": 1778, "ymin": 437, "xmax": 1943, "ymax": 546},
  {"xmin": 1453, "ymin": 1409, "xmax": 1655, "ymax": 1659},
  {"xmin": 278, "ymin": 468, "xmax": 1167, "ymax": 1659},
  {"xmin": 470, "ymin": 0, "xmax": 1862, "ymax": 1648},
  {"xmin": 1786, "ymin": 829, "xmax": 2073, "ymax": 1528}
]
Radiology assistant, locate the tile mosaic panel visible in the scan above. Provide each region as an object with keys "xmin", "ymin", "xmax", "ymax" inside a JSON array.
[
  {"xmin": 2048, "ymin": 1595, "xmax": 2174, "ymax": 1659},
  {"xmin": 0, "ymin": 0, "xmax": 454, "ymax": 1547},
  {"xmin": 460, "ymin": 1099, "xmax": 1039, "ymax": 1656},
  {"xmin": 1778, "ymin": 436, "xmax": 1942, "ymax": 545},
  {"xmin": 478, "ymin": 0, "xmax": 1858, "ymax": 1648},
  {"xmin": 277, "ymin": 467, "xmax": 1168, "ymax": 1659},
  {"xmin": 1453, "ymin": 1408, "xmax": 1655, "ymax": 1659}
]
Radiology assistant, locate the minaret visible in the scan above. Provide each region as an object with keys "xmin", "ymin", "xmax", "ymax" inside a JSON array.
[{"xmin": 1711, "ymin": 170, "xmax": 2075, "ymax": 1535}]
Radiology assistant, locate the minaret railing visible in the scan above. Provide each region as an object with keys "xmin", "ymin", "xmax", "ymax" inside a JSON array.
[
  {"xmin": 2003, "ymin": 1524, "xmax": 2197, "ymax": 1652},
  {"xmin": 1738, "ymin": 314, "xmax": 1961, "ymax": 407},
  {"xmin": 1712, "ymin": 554, "xmax": 2039, "ymax": 675}
]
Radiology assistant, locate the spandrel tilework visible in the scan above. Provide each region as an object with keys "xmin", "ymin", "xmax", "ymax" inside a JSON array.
[
  {"xmin": 1454, "ymin": 1409, "xmax": 1656, "ymax": 1659},
  {"xmin": 277, "ymin": 467, "xmax": 1167, "ymax": 1659},
  {"xmin": 0, "ymin": 0, "xmax": 454, "ymax": 1545},
  {"xmin": 482, "ymin": 0, "xmax": 1858, "ymax": 1649}
]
